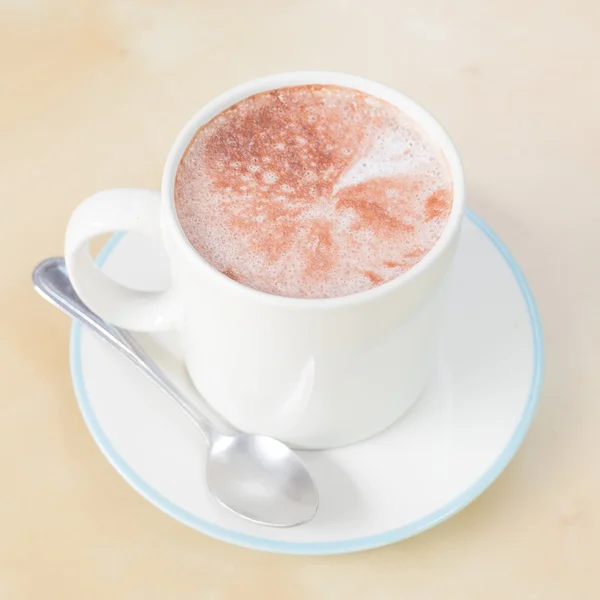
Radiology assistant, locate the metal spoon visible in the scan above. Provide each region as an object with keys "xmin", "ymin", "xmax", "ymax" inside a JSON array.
[{"xmin": 33, "ymin": 257, "xmax": 318, "ymax": 527}]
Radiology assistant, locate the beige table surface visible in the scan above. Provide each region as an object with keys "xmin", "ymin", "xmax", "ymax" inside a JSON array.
[{"xmin": 1, "ymin": 0, "xmax": 599, "ymax": 598}]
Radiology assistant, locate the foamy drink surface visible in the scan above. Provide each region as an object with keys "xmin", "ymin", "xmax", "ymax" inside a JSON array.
[{"xmin": 174, "ymin": 85, "xmax": 453, "ymax": 299}]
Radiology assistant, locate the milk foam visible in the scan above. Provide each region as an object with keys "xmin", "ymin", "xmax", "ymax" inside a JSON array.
[{"xmin": 174, "ymin": 85, "xmax": 453, "ymax": 299}]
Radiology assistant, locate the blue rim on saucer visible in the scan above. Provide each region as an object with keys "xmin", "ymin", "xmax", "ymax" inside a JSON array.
[{"xmin": 70, "ymin": 209, "xmax": 543, "ymax": 555}]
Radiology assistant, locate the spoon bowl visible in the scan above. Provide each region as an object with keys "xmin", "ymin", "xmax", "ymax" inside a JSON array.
[{"xmin": 207, "ymin": 433, "xmax": 318, "ymax": 527}]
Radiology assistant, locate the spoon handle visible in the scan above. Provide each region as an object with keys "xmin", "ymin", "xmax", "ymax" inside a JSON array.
[{"xmin": 33, "ymin": 257, "xmax": 216, "ymax": 442}]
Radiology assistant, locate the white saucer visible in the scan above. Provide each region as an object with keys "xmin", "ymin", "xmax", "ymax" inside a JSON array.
[{"xmin": 70, "ymin": 210, "xmax": 543, "ymax": 555}]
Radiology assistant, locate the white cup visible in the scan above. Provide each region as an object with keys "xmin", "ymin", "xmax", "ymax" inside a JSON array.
[{"xmin": 65, "ymin": 71, "xmax": 465, "ymax": 449}]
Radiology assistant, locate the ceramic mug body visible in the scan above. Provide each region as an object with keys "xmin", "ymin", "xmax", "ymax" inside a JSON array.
[{"xmin": 65, "ymin": 71, "xmax": 465, "ymax": 449}]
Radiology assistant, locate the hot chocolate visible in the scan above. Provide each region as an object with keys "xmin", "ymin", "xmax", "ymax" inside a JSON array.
[{"xmin": 174, "ymin": 84, "xmax": 453, "ymax": 299}]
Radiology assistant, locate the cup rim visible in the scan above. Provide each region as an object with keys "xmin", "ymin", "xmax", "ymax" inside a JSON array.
[{"xmin": 162, "ymin": 70, "xmax": 466, "ymax": 308}]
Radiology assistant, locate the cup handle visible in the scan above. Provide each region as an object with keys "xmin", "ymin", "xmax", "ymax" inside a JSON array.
[{"xmin": 65, "ymin": 188, "xmax": 181, "ymax": 332}]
